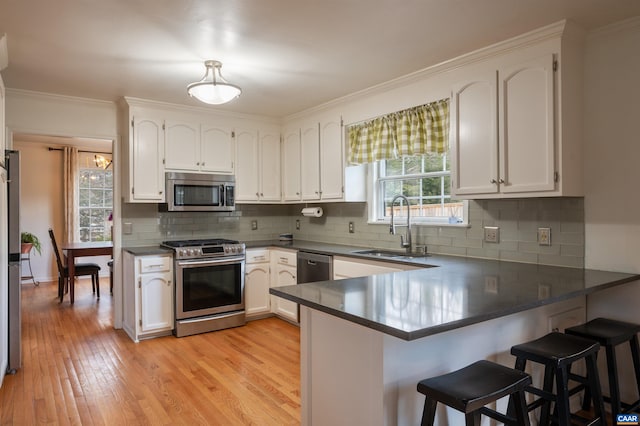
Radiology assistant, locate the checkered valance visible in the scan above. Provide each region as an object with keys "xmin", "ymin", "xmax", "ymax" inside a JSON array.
[{"xmin": 347, "ymin": 98, "xmax": 449, "ymax": 164}]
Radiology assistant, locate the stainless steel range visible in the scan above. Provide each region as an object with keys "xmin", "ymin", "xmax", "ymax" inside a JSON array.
[{"xmin": 162, "ymin": 238, "xmax": 246, "ymax": 337}]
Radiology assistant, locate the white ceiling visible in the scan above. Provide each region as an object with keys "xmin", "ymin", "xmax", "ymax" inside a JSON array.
[{"xmin": 1, "ymin": 0, "xmax": 639, "ymax": 118}]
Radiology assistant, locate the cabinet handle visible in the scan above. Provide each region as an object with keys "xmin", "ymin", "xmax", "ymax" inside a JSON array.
[
  {"xmin": 202, "ymin": 162, "xmax": 205, "ymax": 166},
  {"xmin": 196, "ymin": 162, "xmax": 200, "ymax": 166},
  {"xmin": 490, "ymin": 179, "xmax": 497, "ymax": 184},
  {"xmin": 280, "ymin": 257, "xmax": 288, "ymax": 263},
  {"xmin": 296, "ymin": 192, "xmax": 299, "ymax": 195},
  {"xmin": 159, "ymin": 191, "xmax": 163, "ymax": 194},
  {"xmin": 499, "ymin": 178, "xmax": 505, "ymax": 184},
  {"xmin": 255, "ymin": 192, "xmax": 259, "ymax": 197},
  {"xmin": 260, "ymin": 193, "xmax": 264, "ymax": 196}
]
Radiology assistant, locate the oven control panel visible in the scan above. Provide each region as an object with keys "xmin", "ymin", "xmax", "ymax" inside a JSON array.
[{"xmin": 174, "ymin": 243, "xmax": 245, "ymax": 260}]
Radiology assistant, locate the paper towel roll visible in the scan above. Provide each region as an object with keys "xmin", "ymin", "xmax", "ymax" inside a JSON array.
[{"xmin": 301, "ymin": 207, "xmax": 323, "ymax": 217}]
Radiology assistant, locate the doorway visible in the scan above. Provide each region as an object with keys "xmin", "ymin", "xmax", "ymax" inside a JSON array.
[{"xmin": 11, "ymin": 133, "xmax": 114, "ymax": 286}]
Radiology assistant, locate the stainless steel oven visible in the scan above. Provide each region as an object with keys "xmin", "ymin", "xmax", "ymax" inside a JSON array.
[{"xmin": 162, "ymin": 239, "xmax": 246, "ymax": 337}]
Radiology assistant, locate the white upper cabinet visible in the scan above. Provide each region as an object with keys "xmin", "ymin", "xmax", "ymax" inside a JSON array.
[
  {"xmin": 165, "ymin": 121, "xmax": 234, "ymax": 174},
  {"xmin": 450, "ymin": 23, "xmax": 583, "ymax": 198},
  {"xmin": 319, "ymin": 117, "xmax": 344, "ymax": 200},
  {"xmin": 450, "ymin": 70, "xmax": 498, "ymax": 195},
  {"xmin": 282, "ymin": 113, "xmax": 363, "ymax": 203},
  {"xmin": 235, "ymin": 126, "xmax": 281, "ymax": 202},
  {"xmin": 300, "ymin": 123, "xmax": 320, "ymax": 200},
  {"xmin": 201, "ymin": 125, "xmax": 234, "ymax": 173},
  {"xmin": 164, "ymin": 121, "xmax": 199, "ymax": 171},
  {"xmin": 282, "ymin": 128, "xmax": 302, "ymax": 201},
  {"xmin": 259, "ymin": 130, "xmax": 281, "ymax": 201},
  {"xmin": 235, "ymin": 128, "xmax": 260, "ymax": 201},
  {"xmin": 126, "ymin": 115, "xmax": 165, "ymax": 202},
  {"xmin": 499, "ymin": 54, "xmax": 555, "ymax": 194}
]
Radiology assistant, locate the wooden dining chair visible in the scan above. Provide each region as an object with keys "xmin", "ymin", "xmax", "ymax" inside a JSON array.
[{"xmin": 48, "ymin": 228, "xmax": 102, "ymax": 302}]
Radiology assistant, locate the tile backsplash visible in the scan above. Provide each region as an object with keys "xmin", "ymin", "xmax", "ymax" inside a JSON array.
[{"xmin": 121, "ymin": 197, "xmax": 584, "ymax": 268}]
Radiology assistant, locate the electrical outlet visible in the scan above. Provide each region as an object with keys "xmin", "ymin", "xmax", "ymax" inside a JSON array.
[
  {"xmin": 296, "ymin": 219, "xmax": 300, "ymax": 230},
  {"xmin": 484, "ymin": 276, "xmax": 499, "ymax": 294},
  {"xmin": 484, "ymin": 226, "xmax": 500, "ymax": 243},
  {"xmin": 349, "ymin": 222, "xmax": 354, "ymax": 233},
  {"xmin": 251, "ymin": 220, "xmax": 258, "ymax": 230},
  {"xmin": 538, "ymin": 227, "xmax": 551, "ymax": 246}
]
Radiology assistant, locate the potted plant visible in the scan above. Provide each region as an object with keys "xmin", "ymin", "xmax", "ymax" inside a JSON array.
[{"xmin": 21, "ymin": 231, "xmax": 42, "ymax": 255}]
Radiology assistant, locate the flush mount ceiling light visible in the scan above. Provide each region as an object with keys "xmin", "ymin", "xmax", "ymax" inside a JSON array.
[{"xmin": 187, "ymin": 60, "xmax": 242, "ymax": 105}]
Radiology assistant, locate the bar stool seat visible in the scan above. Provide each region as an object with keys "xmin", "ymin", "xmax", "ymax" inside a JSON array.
[
  {"xmin": 510, "ymin": 332, "xmax": 605, "ymax": 426},
  {"xmin": 565, "ymin": 317, "xmax": 640, "ymax": 425},
  {"xmin": 417, "ymin": 360, "xmax": 532, "ymax": 426}
]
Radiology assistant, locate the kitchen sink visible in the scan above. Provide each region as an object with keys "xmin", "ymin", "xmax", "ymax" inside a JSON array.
[{"xmin": 352, "ymin": 249, "xmax": 430, "ymax": 260}]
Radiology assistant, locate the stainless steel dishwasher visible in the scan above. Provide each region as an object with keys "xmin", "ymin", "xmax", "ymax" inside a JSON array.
[{"xmin": 297, "ymin": 251, "xmax": 333, "ymax": 283}]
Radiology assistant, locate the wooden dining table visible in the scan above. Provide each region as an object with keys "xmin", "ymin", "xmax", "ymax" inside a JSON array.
[{"xmin": 60, "ymin": 241, "xmax": 113, "ymax": 304}]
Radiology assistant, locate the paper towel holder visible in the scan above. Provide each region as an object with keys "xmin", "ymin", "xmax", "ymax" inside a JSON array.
[{"xmin": 301, "ymin": 207, "xmax": 323, "ymax": 217}]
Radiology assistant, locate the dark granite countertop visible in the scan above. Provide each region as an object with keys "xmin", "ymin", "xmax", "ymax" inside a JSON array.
[
  {"xmin": 123, "ymin": 246, "xmax": 173, "ymax": 256},
  {"xmin": 260, "ymin": 240, "xmax": 640, "ymax": 341}
]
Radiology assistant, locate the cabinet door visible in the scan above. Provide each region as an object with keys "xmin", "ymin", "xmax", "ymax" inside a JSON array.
[
  {"xmin": 499, "ymin": 54, "xmax": 555, "ymax": 193},
  {"xmin": 245, "ymin": 263, "xmax": 271, "ymax": 316},
  {"xmin": 201, "ymin": 125, "xmax": 234, "ymax": 173},
  {"xmin": 132, "ymin": 117, "xmax": 165, "ymax": 201},
  {"xmin": 259, "ymin": 130, "xmax": 281, "ymax": 201},
  {"xmin": 235, "ymin": 129, "xmax": 259, "ymax": 201},
  {"xmin": 165, "ymin": 121, "xmax": 199, "ymax": 171},
  {"xmin": 450, "ymin": 72, "xmax": 499, "ymax": 196},
  {"xmin": 282, "ymin": 129, "xmax": 302, "ymax": 201},
  {"xmin": 139, "ymin": 272, "xmax": 173, "ymax": 333},
  {"xmin": 301, "ymin": 124, "xmax": 320, "ymax": 200},
  {"xmin": 320, "ymin": 119, "xmax": 344, "ymax": 200},
  {"xmin": 273, "ymin": 264, "xmax": 298, "ymax": 322}
]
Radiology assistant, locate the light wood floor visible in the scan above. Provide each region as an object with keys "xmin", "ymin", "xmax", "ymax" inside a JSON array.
[{"xmin": 0, "ymin": 279, "xmax": 301, "ymax": 425}]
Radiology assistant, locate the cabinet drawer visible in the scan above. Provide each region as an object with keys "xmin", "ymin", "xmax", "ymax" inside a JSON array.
[
  {"xmin": 138, "ymin": 256, "xmax": 172, "ymax": 273},
  {"xmin": 246, "ymin": 249, "xmax": 270, "ymax": 264},
  {"xmin": 275, "ymin": 251, "xmax": 296, "ymax": 266}
]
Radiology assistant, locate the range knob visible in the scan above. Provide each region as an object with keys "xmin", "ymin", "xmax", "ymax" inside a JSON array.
[{"xmin": 179, "ymin": 249, "xmax": 187, "ymax": 257}]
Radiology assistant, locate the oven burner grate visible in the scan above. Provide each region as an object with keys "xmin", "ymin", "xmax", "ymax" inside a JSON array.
[{"xmin": 161, "ymin": 238, "xmax": 239, "ymax": 248}]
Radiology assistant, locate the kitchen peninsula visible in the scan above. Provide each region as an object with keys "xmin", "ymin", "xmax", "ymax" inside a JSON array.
[{"xmin": 270, "ymin": 251, "xmax": 639, "ymax": 425}]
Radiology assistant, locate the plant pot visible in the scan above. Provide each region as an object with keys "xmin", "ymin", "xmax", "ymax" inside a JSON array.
[{"xmin": 21, "ymin": 243, "xmax": 33, "ymax": 254}]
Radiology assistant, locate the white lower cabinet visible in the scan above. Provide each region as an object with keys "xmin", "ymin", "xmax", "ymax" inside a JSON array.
[
  {"xmin": 245, "ymin": 249, "xmax": 272, "ymax": 319},
  {"xmin": 245, "ymin": 248, "xmax": 299, "ymax": 323},
  {"xmin": 123, "ymin": 251, "xmax": 174, "ymax": 342},
  {"xmin": 271, "ymin": 249, "xmax": 299, "ymax": 323}
]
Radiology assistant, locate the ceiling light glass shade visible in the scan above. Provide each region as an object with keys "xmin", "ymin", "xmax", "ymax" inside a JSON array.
[{"xmin": 187, "ymin": 60, "xmax": 242, "ymax": 105}]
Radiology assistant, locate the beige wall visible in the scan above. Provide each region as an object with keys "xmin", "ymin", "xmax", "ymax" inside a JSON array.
[{"xmin": 584, "ymin": 17, "xmax": 640, "ymax": 273}]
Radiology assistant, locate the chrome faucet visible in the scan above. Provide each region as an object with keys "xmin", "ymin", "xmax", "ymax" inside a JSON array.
[{"xmin": 390, "ymin": 194, "xmax": 412, "ymax": 254}]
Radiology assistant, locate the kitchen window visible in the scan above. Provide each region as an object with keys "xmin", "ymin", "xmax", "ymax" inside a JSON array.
[
  {"xmin": 78, "ymin": 158, "xmax": 113, "ymax": 242},
  {"xmin": 370, "ymin": 153, "xmax": 467, "ymax": 225}
]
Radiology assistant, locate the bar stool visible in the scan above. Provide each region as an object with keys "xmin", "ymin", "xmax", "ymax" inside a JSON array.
[
  {"xmin": 509, "ymin": 332, "xmax": 605, "ymax": 426},
  {"xmin": 417, "ymin": 360, "xmax": 532, "ymax": 426},
  {"xmin": 565, "ymin": 317, "xmax": 640, "ymax": 425}
]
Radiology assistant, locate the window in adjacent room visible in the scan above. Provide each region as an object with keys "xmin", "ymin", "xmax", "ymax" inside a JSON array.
[
  {"xmin": 78, "ymin": 153, "xmax": 113, "ymax": 242},
  {"xmin": 370, "ymin": 153, "xmax": 467, "ymax": 225}
]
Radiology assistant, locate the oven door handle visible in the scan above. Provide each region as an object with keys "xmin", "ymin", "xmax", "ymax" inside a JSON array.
[{"xmin": 177, "ymin": 257, "xmax": 245, "ymax": 267}]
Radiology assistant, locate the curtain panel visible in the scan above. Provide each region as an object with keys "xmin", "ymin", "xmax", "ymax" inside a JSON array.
[
  {"xmin": 63, "ymin": 146, "xmax": 79, "ymax": 243},
  {"xmin": 347, "ymin": 98, "xmax": 449, "ymax": 164}
]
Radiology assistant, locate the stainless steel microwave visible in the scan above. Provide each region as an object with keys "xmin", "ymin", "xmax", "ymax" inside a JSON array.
[{"xmin": 161, "ymin": 172, "xmax": 235, "ymax": 212}]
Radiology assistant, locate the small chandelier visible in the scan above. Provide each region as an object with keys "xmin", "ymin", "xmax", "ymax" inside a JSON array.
[
  {"xmin": 187, "ymin": 60, "xmax": 242, "ymax": 105},
  {"xmin": 94, "ymin": 154, "xmax": 112, "ymax": 169}
]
